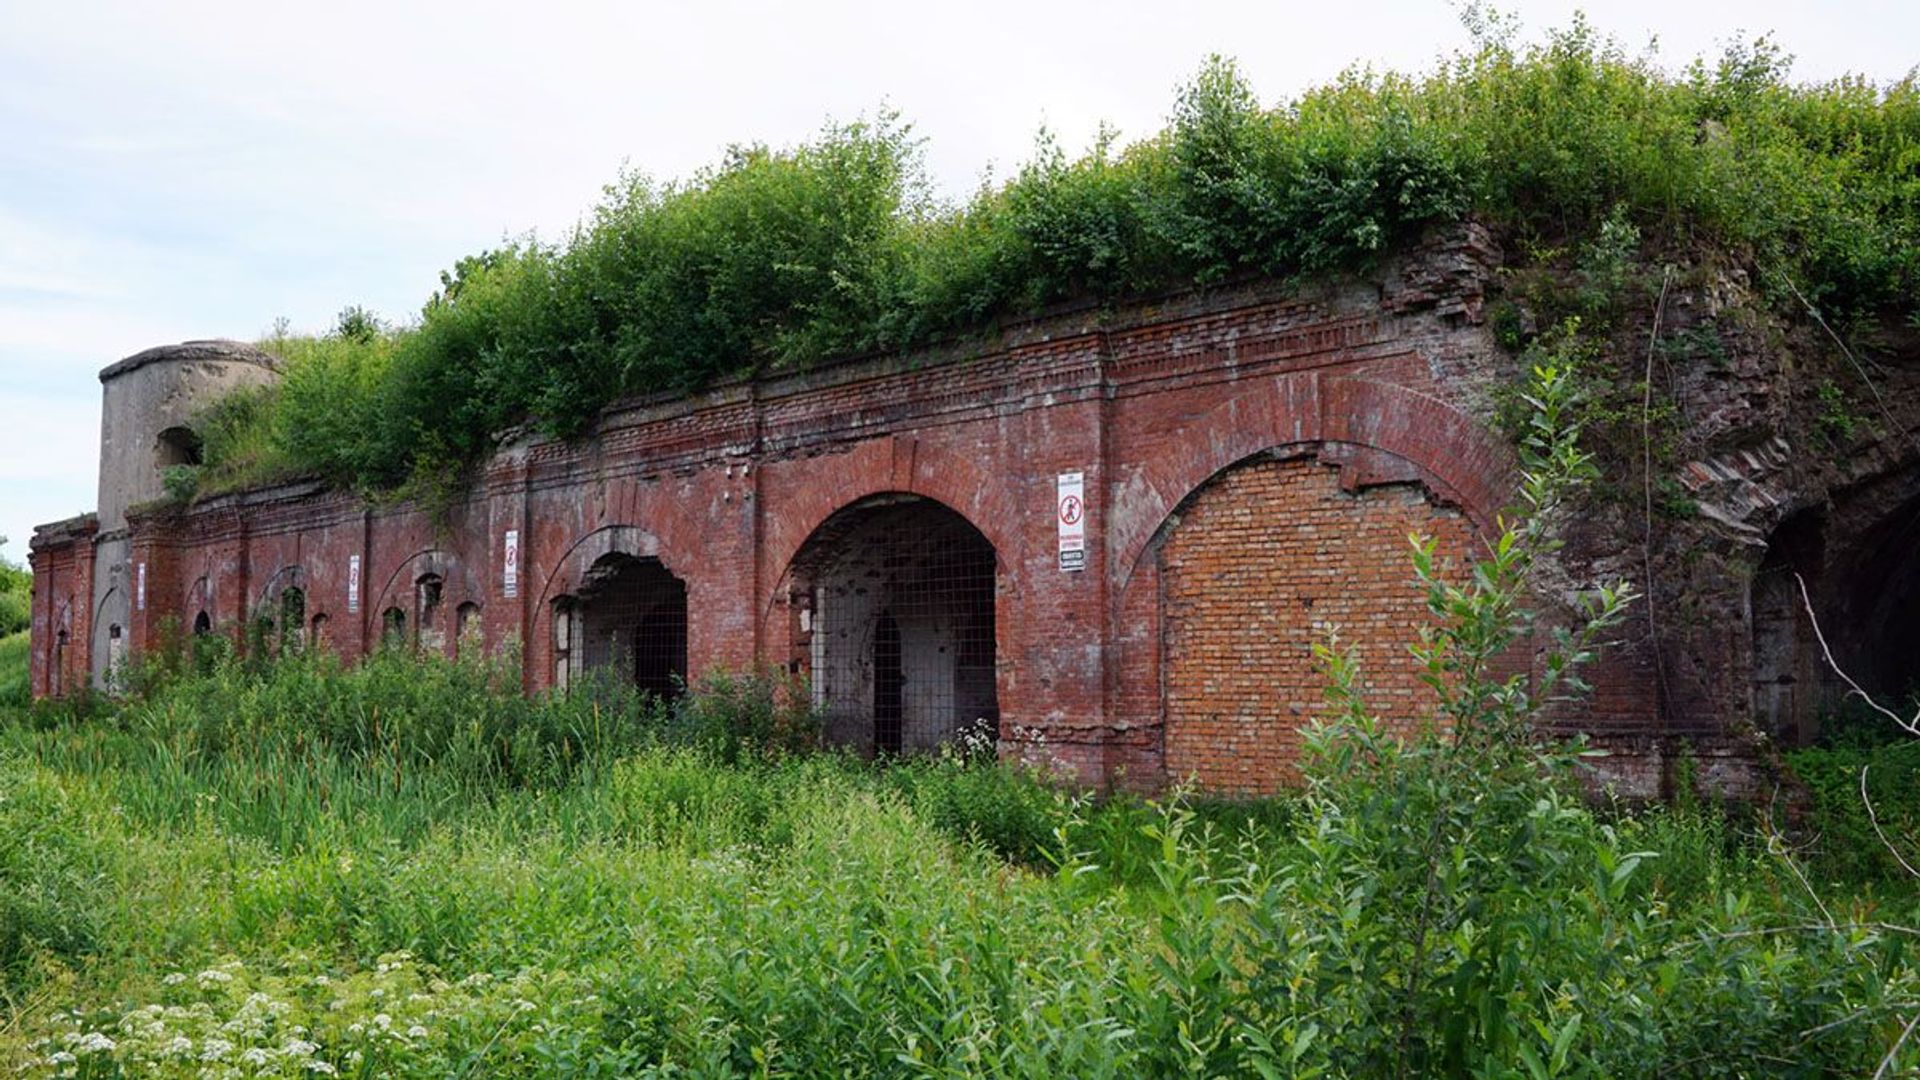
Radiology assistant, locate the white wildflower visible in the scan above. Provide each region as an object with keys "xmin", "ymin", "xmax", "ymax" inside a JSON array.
[
  {"xmin": 162, "ymin": 972, "xmax": 188, "ymax": 986},
  {"xmin": 73, "ymin": 1032, "xmax": 116, "ymax": 1054}
]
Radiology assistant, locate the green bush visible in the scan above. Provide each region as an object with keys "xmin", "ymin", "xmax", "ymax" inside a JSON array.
[
  {"xmin": 1789, "ymin": 740, "xmax": 1920, "ymax": 886},
  {"xmin": 190, "ymin": 20, "xmax": 1920, "ymax": 498},
  {"xmin": 0, "ymin": 632, "xmax": 27, "ymax": 710},
  {"xmin": 0, "ymin": 539, "xmax": 29, "ymax": 639}
]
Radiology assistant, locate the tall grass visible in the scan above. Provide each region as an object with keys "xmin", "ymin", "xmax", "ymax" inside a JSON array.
[
  {"xmin": 1, "ymin": 657, "xmax": 1915, "ymax": 1073},
  {"xmin": 6, "ymin": 368, "xmax": 1919, "ymax": 1074}
]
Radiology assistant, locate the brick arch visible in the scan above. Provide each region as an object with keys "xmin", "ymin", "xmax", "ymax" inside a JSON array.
[
  {"xmin": 1110, "ymin": 372, "xmax": 1511, "ymax": 596},
  {"xmin": 370, "ymin": 548, "xmax": 481, "ymax": 618},
  {"xmin": 534, "ymin": 524, "xmax": 676, "ymax": 611},
  {"xmin": 763, "ymin": 490, "xmax": 1005, "ymax": 754},
  {"xmin": 527, "ymin": 523, "xmax": 685, "ymax": 690},
  {"xmin": 185, "ymin": 574, "xmax": 212, "ymax": 627},
  {"xmin": 253, "ymin": 565, "xmax": 306, "ymax": 614},
  {"xmin": 1105, "ymin": 373, "xmax": 1513, "ymax": 791},
  {"xmin": 757, "ymin": 436, "xmax": 1015, "ymax": 640},
  {"xmin": 761, "ymin": 439, "xmax": 1005, "ymax": 593}
]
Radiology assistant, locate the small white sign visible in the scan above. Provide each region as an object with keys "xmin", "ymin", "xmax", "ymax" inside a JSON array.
[
  {"xmin": 136, "ymin": 562, "xmax": 147, "ymax": 611},
  {"xmin": 1057, "ymin": 471, "xmax": 1086, "ymax": 572},
  {"xmin": 347, "ymin": 554, "xmax": 361, "ymax": 614},
  {"xmin": 503, "ymin": 529, "xmax": 520, "ymax": 598}
]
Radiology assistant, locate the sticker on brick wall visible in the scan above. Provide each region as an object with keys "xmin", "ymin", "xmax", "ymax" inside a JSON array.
[
  {"xmin": 503, "ymin": 529, "xmax": 520, "ymax": 598},
  {"xmin": 136, "ymin": 562, "xmax": 146, "ymax": 611},
  {"xmin": 347, "ymin": 555, "xmax": 361, "ymax": 614},
  {"xmin": 1057, "ymin": 471, "xmax": 1086, "ymax": 572}
]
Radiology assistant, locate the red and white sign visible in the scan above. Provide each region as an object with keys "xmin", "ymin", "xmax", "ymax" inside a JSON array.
[
  {"xmin": 1057, "ymin": 471, "xmax": 1086, "ymax": 572},
  {"xmin": 502, "ymin": 529, "xmax": 520, "ymax": 598},
  {"xmin": 347, "ymin": 555, "xmax": 361, "ymax": 613}
]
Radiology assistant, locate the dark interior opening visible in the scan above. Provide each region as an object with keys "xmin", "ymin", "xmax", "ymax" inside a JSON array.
[
  {"xmin": 382, "ymin": 607, "xmax": 408, "ymax": 648},
  {"xmin": 1754, "ymin": 490, "xmax": 1920, "ymax": 746},
  {"xmin": 1835, "ymin": 494, "xmax": 1920, "ymax": 711},
  {"xmin": 192, "ymin": 611, "xmax": 211, "ymax": 636},
  {"xmin": 873, "ymin": 610, "xmax": 904, "ymax": 755},
  {"xmin": 455, "ymin": 602, "xmax": 481, "ymax": 655},
  {"xmin": 416, "ymin": 574, "xmax": 446, "ymax": 652},
  {"xmin": 280, "ymin": 587, "xmax": 305, "ymax": 653},
  {"xmin": 785, "ymin": 495, "xmax": 998, "ymax": 756},
  {"xmin": 573, "ymin": 553, "xmax": 688, "ymax": 699},
  {"xmin": 1751, "ymin": 510, "xmax": 1826, "ymax": 746},
  {"xmin": 155, "ymin": 426, "xmax": 203, "ymax": 467}
]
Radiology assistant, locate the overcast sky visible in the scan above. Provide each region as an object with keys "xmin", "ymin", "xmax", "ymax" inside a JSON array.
[{"xmin": 2, "ymin": 0, "xmax": 1915, "ymax": 560}]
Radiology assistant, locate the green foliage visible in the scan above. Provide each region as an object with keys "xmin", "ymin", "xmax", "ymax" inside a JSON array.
[
  {"xmin": 1816, "ymin": 377, "xmax": 1862, "ymax": 446},
  {"xmin": 1787, "ymin": 696, "xmax": 1920, "ymax": 885},
  {"xmin": 190, "ymin": 20, "xmax": 1920, "ymax": 497},
  {"xmin": 0, "ymin": 538, "xmax": 30, "ymax": 639},
  {"xmin": 0, "ymin": 632, "xmax": 26, "ymax": 710},
  {"xmin": 648, "ymin": 667, "xmax": 822, "ymax": 762}
]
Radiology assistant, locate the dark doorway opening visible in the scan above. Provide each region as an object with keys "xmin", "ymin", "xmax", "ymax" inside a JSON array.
[
  {"xmin": 557, "ymin": 553, "xmax": 689, "ymax": 699},
  {"xmin": 785, "ymin": 495, "xmax": 998, "ymax": 756},
  {"xmin": 873, "ymin": 610, "xmax": 904, "ymax": 755}
]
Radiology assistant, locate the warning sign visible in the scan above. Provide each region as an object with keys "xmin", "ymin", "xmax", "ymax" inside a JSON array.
[
  {"xmin": 502, "ymin": 529, "xmax": 520, "ymax": 598},
  {"xmin": 347, "ymin": 554, "xmax": 361, "ymax": 613},
  {"xmin": 1057, "ymin": 471, "xmax": 1086, "ymax": 572}
]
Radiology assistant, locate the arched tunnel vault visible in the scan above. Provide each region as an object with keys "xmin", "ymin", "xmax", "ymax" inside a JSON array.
[
  {"xmin": 1753, "ymin": 481, "xmax": 1920, "ymax": 746},
  {"xmin": 781, "ymin": 494, "xmax": 998, "ymax": 756}
]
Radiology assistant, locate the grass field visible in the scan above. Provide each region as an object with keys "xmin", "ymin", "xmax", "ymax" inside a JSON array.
[{"xmin": 0, "ymin": 642, "xmax": 1912, "ymax": 1078}]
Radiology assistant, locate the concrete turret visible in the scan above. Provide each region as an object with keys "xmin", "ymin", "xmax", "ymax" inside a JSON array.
[{"xmin": 89, "ymin": 340, "xmax": 279, "ymax": 683}]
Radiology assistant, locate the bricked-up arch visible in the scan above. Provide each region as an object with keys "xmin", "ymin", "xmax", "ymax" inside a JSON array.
[
  {"xmin": 371, "ymin": 550, "xmax": 480, "ymax": 657},
  {"xmin": 1154, "ymin": 451, "xmax": 1478, "ymax": 794},
  {"xmin": 781, "ymin": 494, "xmax": 998, "ymax": 755},
  {"xmin": 1104, "ymin": 373, "xmax": 1513, "ymax": 790}
]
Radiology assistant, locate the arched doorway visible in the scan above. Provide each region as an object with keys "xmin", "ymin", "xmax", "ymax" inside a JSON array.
[
  {"xmin": 782, "ymin": 494, "xmax": 998, "ymax": 756},
  {"xmin": 1753, "ymin": 489, "xmax": 1920, "ymax": 746},
  {"xmin": 553, "ymin": 553, "xmax": 688, "ymax": 699}
]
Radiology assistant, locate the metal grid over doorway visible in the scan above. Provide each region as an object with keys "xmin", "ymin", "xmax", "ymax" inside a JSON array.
[
  {"xmin": 553, "ymin": 554, "xmax": 688, "ymax": 699},
  {"xmin": 787, "ymin": 495, "xmax": 997, "ymax": 755}
]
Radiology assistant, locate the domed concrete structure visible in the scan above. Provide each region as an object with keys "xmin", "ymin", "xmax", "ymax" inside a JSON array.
[{"xmin": 87, "ymin": 340, "xmax": 280, "ymax": 685}]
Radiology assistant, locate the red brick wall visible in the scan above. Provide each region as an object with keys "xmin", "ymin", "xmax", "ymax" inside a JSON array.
[
  {"xmin": 30, "ymin": 228, "xmax": 1657, "ymax": 796},
  {"xmin": 1159, "ymin": 455, "xmax": 1477, "ymax": 795}
]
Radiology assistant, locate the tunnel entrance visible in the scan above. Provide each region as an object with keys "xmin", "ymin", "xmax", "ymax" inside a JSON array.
[
  {"xmin": 1753, "ymin": 491, "xmax": 1920, "ymax": 746},
  {"xmin": 785, "ymin": 495, "xmax": 998, "ymax": 756},
  {"xmin": 554, "ymin": 554, "xmax": 688, "ymax": 699}
]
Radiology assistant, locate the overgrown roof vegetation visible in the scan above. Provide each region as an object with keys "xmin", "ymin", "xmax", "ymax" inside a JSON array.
[{"xmin": 189, "ymin": 16, "xmax": 1920, "ymax": 499}]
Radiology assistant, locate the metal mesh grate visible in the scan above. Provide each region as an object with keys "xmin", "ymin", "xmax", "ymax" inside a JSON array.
[
  {"xmin": 558, "ymin": 554, "xmax": 688, "ymax": 699},
  {"xmin": 787, "ymin": 496, "xmax": 998, "ymax": 756}
]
